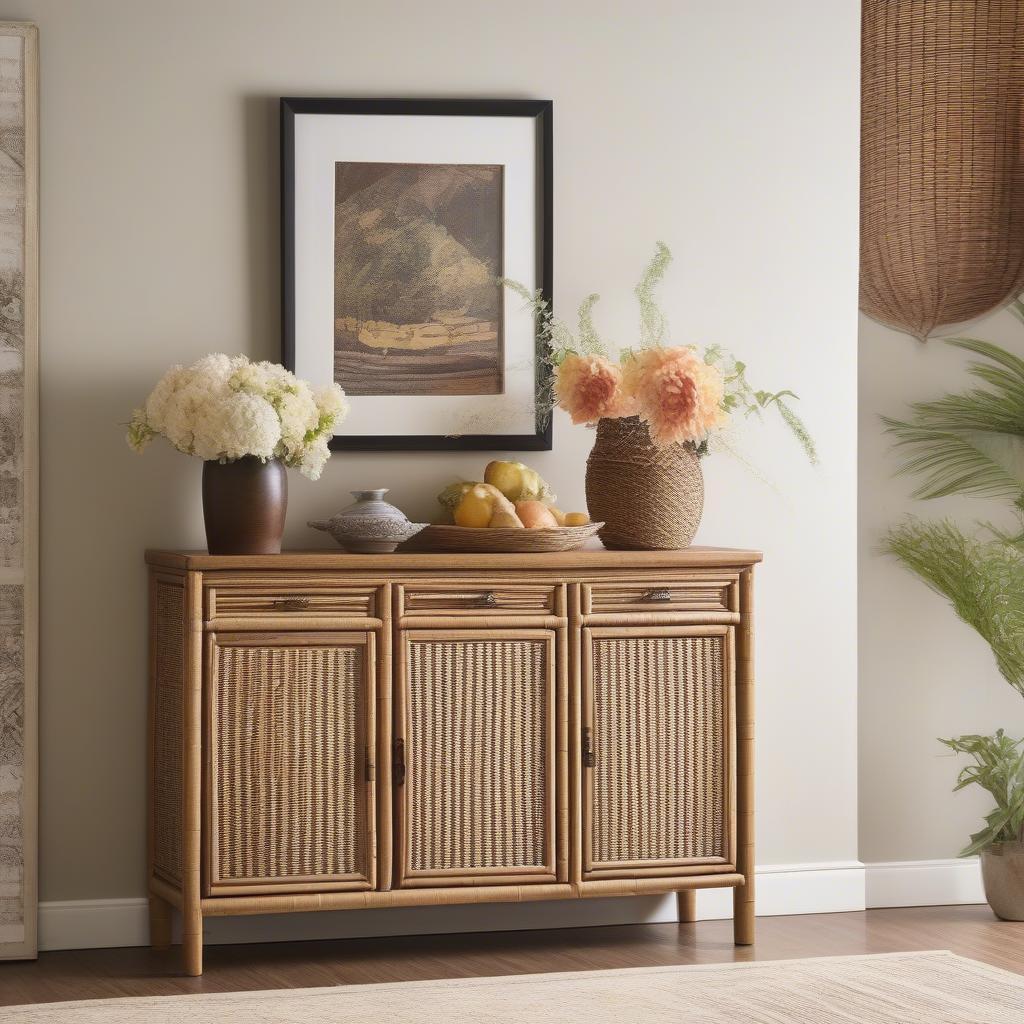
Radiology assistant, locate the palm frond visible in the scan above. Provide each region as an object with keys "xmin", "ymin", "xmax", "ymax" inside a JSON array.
[
  {"xmin": 885, "ymin": 518, "xmax": 1024, "ymax": 696},
  {"xmin": 883, "ymin": 337, "xmax": 1024, "ymax": 500}
]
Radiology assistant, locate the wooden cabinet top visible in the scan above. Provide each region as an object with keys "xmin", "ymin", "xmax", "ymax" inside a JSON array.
[{"xmin": 146, "ymin": 544, "xmax": 763, "ymax": 572}]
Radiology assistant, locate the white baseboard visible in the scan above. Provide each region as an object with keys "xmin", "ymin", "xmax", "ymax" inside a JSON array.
[
  {"xmin": 864, "ymin": 857, "xmax": 984, "ymax": 908},
  {"xmin": 39, "ymin": 861, "xmax": 865, "ymax": 952},
  {"xmin": 37, "ymin": 859, "xmax": 988, "ymax": 952}
]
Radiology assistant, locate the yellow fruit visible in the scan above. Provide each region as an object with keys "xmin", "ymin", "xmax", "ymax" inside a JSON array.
[
  {"xmin": 564, "ymin": 512, "xmax": 590, "ymax": 527},
  {"xmin": 475, "ymin": 482, "xmax": 517, "ymax": 514},
  {"xmin": 548, "ymin": 507, "xmax": 567, "ymax": 526},
  {"xmin": 454, "ymin": 486, "xmax": 496, "ymax": 528},
  {"xmin": 489, "ymin": 507, "xmax": 524, "ymax": 529},
  {"xmin": 515, "ymin": 500, "xmax": 559, "ymax": 529},
  {"xmin": 484, "ymin": 460, "xmax": 556, "ymax": 503},
  {"xmin": 437, "ymin": 481, "xmax": 479, "ymax": 518}
]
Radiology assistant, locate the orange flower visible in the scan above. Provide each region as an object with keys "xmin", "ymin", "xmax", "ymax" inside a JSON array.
[
  {"xmin": 554, "ymin": 353, "xmax": 636, "ymax": 424},
  {"xmin": 623, "ymin": 346, "xmax": 726, "ymax": 446}
]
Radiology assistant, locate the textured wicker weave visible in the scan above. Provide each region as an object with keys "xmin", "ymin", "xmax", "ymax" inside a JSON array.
[
  {"xmin": 402, "ymin": 523, "xmax": 602, "ymax": 554},
  {"xmin": 861, "ymin": 1, "xmax": 1024, "ymax": 339},
  {"xmin": 153, "ymin": 582, "xmax": 184, "ymax": 884},
  {"xmin": 590, "ymin": 635, "xmax": 725, "ymax": 863},
  {"xmin": 406, "ymin": 639, "xmax": 548, "ymax": 872},
  {"xmin": 214, "ymin": 644, "xmax": 366, "ymax": 882},
  {"xmin": 585, "ymin": 416, "xmax": 703, "ymax": 551}
]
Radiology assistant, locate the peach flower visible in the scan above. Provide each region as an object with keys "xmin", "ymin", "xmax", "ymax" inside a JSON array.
[
  {"xmin": 554, "ymin": 353, "xmax": 636, "ymax": 424},
  {"xmin": 623, "ymin": 346, "xmax": 726, "ymax": 446}
]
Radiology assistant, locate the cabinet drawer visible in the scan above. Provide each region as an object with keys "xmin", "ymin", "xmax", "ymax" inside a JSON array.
[
  {"xmin": 583, "ymin": 577, "xmax": 734, "ymax": 615},
  {"xmin": 399, "ymin": 582, "xmax": 559, "ymax": 618},
  {"xmin": 206, "ymin": 586, "xmax": 378, "ymax": 622}
]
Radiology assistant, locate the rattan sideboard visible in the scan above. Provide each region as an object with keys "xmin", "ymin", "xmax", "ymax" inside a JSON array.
[{"xmin": 145, "ymin": 546, "xmax": 761, "ymax": 975}]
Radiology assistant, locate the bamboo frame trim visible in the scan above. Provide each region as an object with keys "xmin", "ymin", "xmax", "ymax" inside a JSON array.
[
  {"xmin": 206, "ymin": 616, "xmax": 383, "ymax": 632},
  {"xmin": 576, "ymin": 873, "xmax": 743, "ymax": 898},
  {"xmin": 195, "ymin": 871, "xmax": 745, "ymax": 917},
  {"xmin": 146, "ymin": 547, "xmax": 763, "ymax": 572},
  {"xmin": 734, "ymin": 567, "xmax": 756, "ymax": 945}
]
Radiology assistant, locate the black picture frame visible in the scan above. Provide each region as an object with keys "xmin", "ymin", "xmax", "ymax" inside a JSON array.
[{"xmin": 281, "ymin": 97, "xmax": 553, "ymax": 452}]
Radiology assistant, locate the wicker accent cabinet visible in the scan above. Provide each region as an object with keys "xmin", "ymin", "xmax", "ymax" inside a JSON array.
[{"xmin": 146, "ymin": 546, "xmax": 760, "ymax": 975}]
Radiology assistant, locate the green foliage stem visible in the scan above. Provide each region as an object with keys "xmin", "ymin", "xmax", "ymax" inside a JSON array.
[{"xmin": 939, "ymin": 732, "xmax": 1024, "ymax": 855}]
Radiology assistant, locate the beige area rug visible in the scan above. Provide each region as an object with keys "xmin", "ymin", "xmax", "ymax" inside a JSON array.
[{"xmin": 2, "ymin": 951, "xmax": 1023, "ymax": 1023}]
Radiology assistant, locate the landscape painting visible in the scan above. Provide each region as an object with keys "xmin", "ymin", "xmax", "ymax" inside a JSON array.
[{"xmin": 333, "ymin": 162, "xmax": 504, "ymax": 397}]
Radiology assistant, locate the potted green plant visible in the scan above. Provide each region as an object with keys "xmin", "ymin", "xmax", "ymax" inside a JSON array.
[{"xmin": 884, "ymin": 310, "xmax": 1024, "ymax": 919}]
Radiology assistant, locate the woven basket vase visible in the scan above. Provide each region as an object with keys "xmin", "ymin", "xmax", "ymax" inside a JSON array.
[{"xmin": 584, "ymin": 416, "xmax": 703, "ymax": 551}]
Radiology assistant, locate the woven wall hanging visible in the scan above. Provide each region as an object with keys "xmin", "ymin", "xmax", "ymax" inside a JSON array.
[{"xmin": 861, "ymin": 1, "xmax": 1024, "ymax": 340}]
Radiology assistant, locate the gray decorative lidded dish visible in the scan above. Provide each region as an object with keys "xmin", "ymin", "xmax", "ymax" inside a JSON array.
[{"xmin": 308, "ymin": 489, "xmax": 427, "ymax": 553}]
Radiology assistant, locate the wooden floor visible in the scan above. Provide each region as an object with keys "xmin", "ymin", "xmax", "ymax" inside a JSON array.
[{"xmin": 0, "ymin": 906, "xmax": 1021, "ymax": 1006}]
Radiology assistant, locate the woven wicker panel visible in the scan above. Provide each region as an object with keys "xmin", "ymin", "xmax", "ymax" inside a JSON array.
[
  {"xmin": 590, "ymin": 635, "xmax": 725, "ymax": 864},
  {"xmin": 861, "ymin": 1, "xmax": 1024, "ymax": 339},
  {"xmin": 214, "ymin": 643, "xmax": 366, "ymax": 883},
  {"xmin": 153, "ymin": 581, "xmax": 184, "ymax": 884},
  {"xmin": 406, "ymin": 638, "xmax": 548, "ymax": 872}
]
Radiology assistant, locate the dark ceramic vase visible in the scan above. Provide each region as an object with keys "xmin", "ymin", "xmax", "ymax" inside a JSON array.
[{"xmin": 202, "ymin": 456, "xmax": 287, "ymax": 555}]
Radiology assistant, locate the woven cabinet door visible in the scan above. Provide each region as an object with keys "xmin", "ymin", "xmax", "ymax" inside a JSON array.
[
  {"xmin": 206, "ymin": 631, "xmax": 376, "ymax": 896},
  {"xmin": 581, "ymin": 625, "xmax": 735, "ymax": 880},
  {"xmin": 395, "ymin": 629, "xmax": 559, "ymax": 888}
]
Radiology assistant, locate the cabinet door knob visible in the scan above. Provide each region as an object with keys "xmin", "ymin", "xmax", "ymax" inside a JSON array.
[
  {"xmin": 477, "ymin": 591, "xmax": 498, "ymax": 607},
  {"xmin": 393, "ymin": 738, "xmax": 406, "ymax": 787},
  {"xmin": 582, "ymin": 725, "xmax": 595, "ymax": 768},
  {"xmin": 641, "ymin": 588, "xmax": 672, "ymax": 603},
  {"xmin": 274, "ymin": 597, "xmax": 310, "ymax": 610}
]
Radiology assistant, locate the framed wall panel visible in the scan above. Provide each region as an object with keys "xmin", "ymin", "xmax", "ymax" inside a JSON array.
[{"xmin": 0, "ymin": 22, "xmax": 37, "ymax": 961}]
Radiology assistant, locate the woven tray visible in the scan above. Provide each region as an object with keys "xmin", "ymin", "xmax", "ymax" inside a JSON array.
[{"xmin": 400, "ymin": 522, "xmax": 603, "ymax": 553}]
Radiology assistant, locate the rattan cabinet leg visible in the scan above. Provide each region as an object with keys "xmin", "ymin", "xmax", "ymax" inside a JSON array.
[
  {"xmin": 182, "ymin": 909, "xmax": 203, "ymax": 976},
  {"xmin": 148, "ymin": 894, "xmax": 172, "ymax": 949},
  {"xmin": 676, "ymin": 889, "xmax": 697, "ymax": 923},
  {"xmin": 733, "ymin": 880, "xmax": 754, "ymax": 945}
]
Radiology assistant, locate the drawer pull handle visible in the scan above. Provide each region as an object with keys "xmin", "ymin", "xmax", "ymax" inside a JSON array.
[
  {"xmin": 476, "ymin": 591, "xmax": 498, "ymax": 607},
  {"xmin": 641, "ymin": 588, "xmax": 673, "ymax": 603},
  {"xmin": 274, "ymin": 597, "xmax": 310, "ymax": 610}
]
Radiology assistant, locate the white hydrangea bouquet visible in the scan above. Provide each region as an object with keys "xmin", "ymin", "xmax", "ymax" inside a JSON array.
[{"xmin": 126, "ymin": 354, "xmax": 348, "ymax": 480}]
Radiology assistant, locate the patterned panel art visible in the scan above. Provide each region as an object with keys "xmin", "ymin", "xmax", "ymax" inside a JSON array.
[
  {"xmin": 0, "ymin": 23, "xmax": 36, "ymax": 960},
  {"xmin": 0, "ymin": 584, "xmax": 23, "ymax": 945}
]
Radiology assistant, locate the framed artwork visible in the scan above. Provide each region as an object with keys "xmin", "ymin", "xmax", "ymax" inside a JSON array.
[
  {"xmin": 282, "ymin": 98, "xmax": 552, "ymax": 451},
  {"xmin": 0, "ymin": 22, "xmax": 37, "ymax": 961}
]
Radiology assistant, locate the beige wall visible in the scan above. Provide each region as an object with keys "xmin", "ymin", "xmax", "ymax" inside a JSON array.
[
  {"xmin": 18, "ymin": 0, "xmax": 858, "ymax": 903},
  {"xmin": 859, "ymin": 309, "xmax": 1024, "ymax": 863}
]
